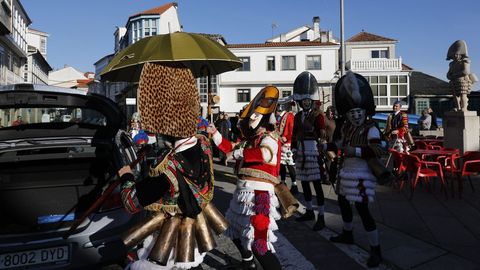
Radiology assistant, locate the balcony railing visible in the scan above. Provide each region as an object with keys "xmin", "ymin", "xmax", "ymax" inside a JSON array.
[
  {"xmin": 0, "ymin": 67, "xmax": 25, "ymax": 85},
  {"xmin": 348, "ymin": 58, "xmax": 402, "ymax": 72}
]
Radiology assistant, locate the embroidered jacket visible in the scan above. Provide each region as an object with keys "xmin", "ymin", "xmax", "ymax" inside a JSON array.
[
  {"xmin": 292, "ymin": 109, "xmax": 326, "ymax": 148},
  {"xmin": 277, "ymin": 111, "xmax": 294, "ymax": 144},
  {"xmin": 384, "ymin": 112, "xmax": 408, "ymax": 140},
  {"xmin": 212, "ymin": 130, "xmax": 280, "ymax": 184}
]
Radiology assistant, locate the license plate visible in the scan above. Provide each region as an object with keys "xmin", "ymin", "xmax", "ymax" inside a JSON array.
[{"xmin": 0, "ymin": 246, "xmax": 69, "ymax": 269}]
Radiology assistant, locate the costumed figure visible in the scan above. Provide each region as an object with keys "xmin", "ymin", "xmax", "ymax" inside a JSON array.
[
  {"xmin": 446, "ymin": 40, "xmax": 478, "ymax": 112},
  {"xmin": 383, "ymin": 101, "xmax": 410, "ymax": 153},
  {"xmin": 291, "ymin": 71, "xmax": 327, "ymax": 231},
  {"xmin": 277, "ymin": 101, "xmax": 298, "ymax": 194},
  {"xmin": 325, "ymin": 72, "xmax": 388, "ymax": 268},
  {"xmin": 118, "ymin": 62, "xmax": 228, "ymax": 270},
  {"xmin": 208, "ymin": 86, "xmax": 297, "ymax": 270}
]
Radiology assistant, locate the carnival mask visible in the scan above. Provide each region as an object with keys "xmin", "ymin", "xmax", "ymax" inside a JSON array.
[{"xmin": 346, "ymin": 108, "xmax": 366, "ymax": 127}]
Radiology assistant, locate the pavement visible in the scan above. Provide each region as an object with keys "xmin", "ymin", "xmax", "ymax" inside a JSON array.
[{"xmin": 202, "ymin": 159, "xmax": 480, "ymax": 270}]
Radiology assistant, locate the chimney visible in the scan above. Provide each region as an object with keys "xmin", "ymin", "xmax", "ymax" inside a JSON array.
[
  {"xmin": 280, "ymin": 33, "xmax": 286, "ymax": 42},
  {"xmin": 313, "ymin": 16, "xmax": 320, "ymax": 41}
]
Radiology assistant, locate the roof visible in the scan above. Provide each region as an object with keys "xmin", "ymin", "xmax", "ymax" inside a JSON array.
[
  {"xmin": 195, "ymin": 33, "xmax": 227, "ymax": 45},
  {"xmin": 347, "ymin": 31, "xmax": 397, "ymax": 42},
  {"xmin": 227, "ymin": 41, "xmax": 339, "ymax": 49},
  {"xmin": 409, "ymin": 71, "xmax": 450, "ymax": 96},
  {"xmin": 129, "ymin": 2, "xmax": 176, "ymax": 19},
  {"xmin": 402, "ymin": 63, "xmax": 414, "ymax": 71}
]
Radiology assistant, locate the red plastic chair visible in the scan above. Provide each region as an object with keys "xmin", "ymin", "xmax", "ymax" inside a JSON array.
[
  {"xmin": 414, "ymin": 141, "xmax": 428, "ymax": 150},
  {"xmin": 455, "ymin": 151, "xmax": 480, "ymax": 197},
  {"xmin": 403, "ymin": 153, "xmax": 447, "ymax": 198}
]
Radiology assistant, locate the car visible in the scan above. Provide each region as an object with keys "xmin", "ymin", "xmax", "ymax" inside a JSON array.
[
  {"xmin": 0, "ymin": 84, "xmax": 143, "ymax": 269},
  {"xmin": 372, "ymin": 112, "xmax": 443, "ymax": 132},
  {"xmin": 61, "ymin": 114, "xmax": 72, "ymax": 122}
]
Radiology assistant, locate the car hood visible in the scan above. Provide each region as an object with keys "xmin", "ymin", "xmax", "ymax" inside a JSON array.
[{"xmin": 0, "ymin": 85, "xmax": 123, "ymax": 144}]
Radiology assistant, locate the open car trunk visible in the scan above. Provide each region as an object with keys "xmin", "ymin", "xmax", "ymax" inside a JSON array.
[{"xmin": 0, "ymin": 143, "xmax": 115, "ymax": 235}]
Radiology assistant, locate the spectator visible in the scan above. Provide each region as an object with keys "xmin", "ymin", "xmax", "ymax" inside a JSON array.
[
  {"xmin": 229, "ymin": 113, "xmax": 240, "ymax": 142},
  {"xmin": 418, "ymin": 109, "xmax": 432, "ymax": 130},
  {"xmin": 428, "ymin": 107, "xmax": 438, "ymax": 130},
  {"xmin": 12, "ymin": 116, "xmax": 24, "ymax": 126},
  {"xmin": 0, "ymin": 118, "xmax": 3, "ymax": 128},
  {"xmin": 384, "ymin": 101, "xmax": 410, "ymax": 152},
  {"xmin": 215, "ymin": 112, "xmax": 230, "ymax": 165}
]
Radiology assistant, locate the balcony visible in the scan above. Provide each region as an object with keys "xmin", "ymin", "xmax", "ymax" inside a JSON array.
[
  {"xmin": 0, "ymin": 67, "xmax": 25, "ymax": 85},
  {"xmin": 348, "ymin": 58, "xmax": 402, "ymax": 72}
]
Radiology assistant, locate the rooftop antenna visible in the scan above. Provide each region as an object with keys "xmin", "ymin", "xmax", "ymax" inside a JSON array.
[{"xmin": 271, "ymin": 22, "xmax": 278, "ymax": 38}]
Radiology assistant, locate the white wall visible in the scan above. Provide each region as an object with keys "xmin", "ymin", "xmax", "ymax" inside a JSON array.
[
  {"xmin": 217, "ymin": 45, "xmax": 339, "ymax": 114},
  {"xmin": 346, "ymin": 43, "xmax": 396, "ymax": 61},
  {"xmin": 158, "ymin": 7, "xmax": 181, "ymax": 34}
]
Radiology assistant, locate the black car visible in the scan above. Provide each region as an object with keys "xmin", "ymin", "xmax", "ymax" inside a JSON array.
[{"xmin": 0, "ymin": 84, "xmax": 142, "ymax": 269}]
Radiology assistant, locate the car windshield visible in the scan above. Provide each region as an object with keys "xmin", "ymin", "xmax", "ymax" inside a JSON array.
[{"xmin": 0, "ymin": 107, "xmax": 107, "ymax": 128}]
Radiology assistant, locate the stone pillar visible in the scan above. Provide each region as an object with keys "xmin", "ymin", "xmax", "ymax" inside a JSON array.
[{"xmin": 443, "ymin": 111, "xmax": 480, "ymax": 153}]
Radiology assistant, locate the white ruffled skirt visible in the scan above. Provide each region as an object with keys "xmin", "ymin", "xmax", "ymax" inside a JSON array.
[
  {"xmin": 295, "ymin": 140, "xmax": 323, "ymax": 181},
  {"xmin": 339, "ymin": 157, "xmax": 377, "ymax": 203},
  {"xmin": 224, "ymin": 179, "xmax": 281, "ymax": 253}
]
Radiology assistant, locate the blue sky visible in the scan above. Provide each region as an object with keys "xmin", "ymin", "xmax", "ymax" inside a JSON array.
[{"xmin": 22, "ymin": 0, "xmax": 479, "ymax": 82}]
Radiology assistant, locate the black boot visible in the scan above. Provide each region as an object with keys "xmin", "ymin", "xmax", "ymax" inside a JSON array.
[
  {"xmin": 367, "ymin": 245, "xmax": 382, "ymax": 268},
  {"xmin": 313, "ymin": 215, "xmax": 325, "ymax": 231},
  {"xmin": 329, "ymin": 229, "xmax": 354, "ymax": 244},
  {"xmin": 290, "ymin": 185, "xmax": 298, "ymax": 195},
  {"xmin": 241, "ymin": 258, "xmax": 257, "ymax": 270},
  {"xmin": 295, "ymin": 209, "xmax": 315, "ymax": 222}
]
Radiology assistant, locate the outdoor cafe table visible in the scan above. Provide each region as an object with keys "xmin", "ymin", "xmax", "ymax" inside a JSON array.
[{"xmin": 410, "ymin": 148, "xmax": 460, "ymax": 174}]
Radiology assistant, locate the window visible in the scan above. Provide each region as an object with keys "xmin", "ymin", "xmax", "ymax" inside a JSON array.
[
  {"xmin": 197, "ymin": 75, "xmax": 217, "ymax": 103},
  {"xmin": 40, "ymin": 37, "xmax": 46, "ymax": 54},
  {"xmin": 238, "ymin": 57, "xmax": 250, "ymax": 71},
  {"xmin": 390, "ymin": 75, "xmax": 408, "ymax": 105},
  {"xmin": 371, "ymin": 50, "xmax": 389, "ymax": 58},
  {"xmin": 282, "ymin": 90, "xmax": 292, "ymax": 98},
  {"xmin": 237, "ymin": 89, "xmax": 251, "ymax": 103},
  {"xmin": 282, "ymin": 56, "xmax": 296, "ymax": 70},
  {"xmin": 267, "ymin": 56, "xmax": 275, "ymax": 71},
  {"xmin": 367, "ymin": 75, "xmax": 388, "ymax": 106},
  {"xmin": 306, "ymin": 55, "xmax": 321, "ymax": 70}
]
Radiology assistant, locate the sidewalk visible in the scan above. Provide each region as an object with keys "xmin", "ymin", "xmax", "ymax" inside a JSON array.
[{"xmin": 213, "ymin": 160, "xmax": 480, "ymax": 270}]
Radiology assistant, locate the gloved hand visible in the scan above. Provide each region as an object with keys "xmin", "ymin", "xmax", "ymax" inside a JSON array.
[{"xmin": 233, "ymin": 148, "xmax": 244, "ymax": 159}]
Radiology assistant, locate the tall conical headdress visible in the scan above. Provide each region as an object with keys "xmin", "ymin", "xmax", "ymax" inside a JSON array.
[
  {"xmin": 138, "ymin": 62, "xmax": 200, "ymax": 138},
  {"xmin": 293, "ymin": 71, "xmax": 319, "ymax": 101},
  {"xmin": 334, "ymin": 72, "xmax": 375, "ymax": 116}
]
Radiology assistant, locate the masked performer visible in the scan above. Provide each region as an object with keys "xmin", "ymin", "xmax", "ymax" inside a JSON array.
[
  {"xmin": 208, "ymin": 86, "xmax": 290, "ymax": 270},
  {"xmin": 277, "ymin": 102, "xmax": 298, "ymax": 194},
  {"xmin": 118, "ymin": 63, "xmax": 227, "ymax": 270},
  {"xmin": 291, "ymin": 71, "xmax": 327, "ymax": 231},
  {"xmin": 326, "ymin": 72, "xmax": 387, "ymax": 268}
]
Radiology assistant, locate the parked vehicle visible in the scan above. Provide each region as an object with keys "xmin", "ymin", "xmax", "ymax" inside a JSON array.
[
  {"xmin": 0, "ymin": 84, "xmax": 142, "ymax": 269},
  {"xmin": 372, "ymin": 112, "xmax": 443, "ymax": 133}
]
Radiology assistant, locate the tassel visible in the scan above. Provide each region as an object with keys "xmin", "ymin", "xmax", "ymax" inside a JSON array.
[{"xmin": 253, "ymin": 239, "xmax": 268, "ymax": 256}]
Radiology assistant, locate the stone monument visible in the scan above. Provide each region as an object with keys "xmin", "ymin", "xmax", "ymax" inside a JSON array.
[{"xmin": 444, "ymin": 40, "xmax": 479, "ymax": 153}]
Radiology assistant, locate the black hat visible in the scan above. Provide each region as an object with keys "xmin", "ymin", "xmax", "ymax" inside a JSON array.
[
  {"xmin": 334, "ymin": 72, "xmax": 375, "ymax": 116},
  {"xmin": 293, "ymin": 71, "xmax": 319, "ymax": 101}
]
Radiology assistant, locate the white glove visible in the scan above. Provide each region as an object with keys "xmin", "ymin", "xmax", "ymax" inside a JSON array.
[{"xmin": 233, "ymin": 148, "xmax": 244, "ymax": 159}]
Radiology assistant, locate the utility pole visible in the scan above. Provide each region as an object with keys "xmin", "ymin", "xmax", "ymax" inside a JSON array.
[{"xmin": 340, "ymin": 0, "xmax": 345, "ymax": 76}]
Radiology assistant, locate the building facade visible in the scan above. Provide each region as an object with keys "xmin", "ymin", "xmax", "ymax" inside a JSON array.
[
  {"xmin": 26, "ymin": 28, "xmax": 51, "ymax": 84},
  {"xmin": 345, "ymin": 31, "xmax": 411, "ymax": 112},
  {"xmin": 0, "ymin": 0, "xmax": 31, "ymax": 85},
  {"xmin": 217, "ymin": 17, "xmax": 339, "ymax": 115}
]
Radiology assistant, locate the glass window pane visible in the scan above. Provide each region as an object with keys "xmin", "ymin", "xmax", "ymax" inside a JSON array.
[
  {"xmin": 390, "ymin": 98, "xmax": 399, "ymax": 105},
  {"xmin": 399, "ymin": 75, "xmax": 407, "ymax": 83},
  {"xmin": 374, "ymin": 99, "xmax": 379, "ymax": 105},
  {"xmin": 371, "ymin": 85, "xmax": 378, "ymax": 95},
  {"xmin": 391, "ymin": 85, "xmax": 398, "ymax": 96},
  {"xmin": 380, "ymin": 98, "xmax": 388, "ymax": 105},
  {"xmin": 379, "ymin": 76, "xmax": 387, "ymax": 83},
  {"xmin": 379, "ymin": 85, "xmax": 387, "ymax": 96},
  {"xmin": 371, "ymin": 76, "xmax": 378, "ymax": 84},
  {"xmin": 390, "ymin": 75, "xmax": 398, "ymax": 83},
  {"xmin": 399, "ymin": 85, "xmax": 407, "ymax": 96}
]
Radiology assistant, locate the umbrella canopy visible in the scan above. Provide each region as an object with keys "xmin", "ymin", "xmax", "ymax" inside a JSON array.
[{"xmin": 100, "ymin": 32, "xmax": 242, "ymax": 82}]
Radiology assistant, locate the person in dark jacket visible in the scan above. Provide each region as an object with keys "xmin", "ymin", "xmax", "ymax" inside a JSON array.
[
  {"xmin": 428, "ymin": 107, "xmax": 438, "ymax": 130},
  {"xmin": 215, "ymin": 112, "xmax": 230, "ymax": 165}
]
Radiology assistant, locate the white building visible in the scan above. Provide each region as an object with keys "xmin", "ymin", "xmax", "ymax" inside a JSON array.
[
  {"xmin": 0, "ymin": 0, "xmax": 31, "ymax": 85},
  {"xmin": 26, "ymin": 28, "xmax": 51, "ymax": 84},
  {"xmin": 345, "ymin": 31, "xmax": 411, "ymax": 112},
  {"xmin": 48, "ymin": 66, "xmax": 91, "ymax": 89},
  {"xmin": 95, "ymin": 2, "xmax": 183, "ymax": 119},
  {"xmin": 218, "ymin": 17, "xmax": 340, "ymax": 114}
]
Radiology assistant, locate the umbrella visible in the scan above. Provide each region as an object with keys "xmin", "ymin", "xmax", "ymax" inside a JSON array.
[{"xmin": 99, "ymin": 32, "xmax": 242, "ymax": 81}]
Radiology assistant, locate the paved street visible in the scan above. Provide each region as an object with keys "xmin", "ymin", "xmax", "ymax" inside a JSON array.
[{"xmin": 190, "ymin": 161, "xmax": 480, "ymax": 270}]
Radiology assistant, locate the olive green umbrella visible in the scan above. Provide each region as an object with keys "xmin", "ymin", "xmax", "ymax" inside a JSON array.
[{"xmin": 100, "ymin": 32, "xmax": 242, "ymax": 81}]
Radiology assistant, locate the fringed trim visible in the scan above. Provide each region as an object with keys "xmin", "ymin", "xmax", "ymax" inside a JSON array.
[
  {"xmin": 339, "ymin": 170, "xmax": 376, "ymax": 181},
  {"xmin": 253, "ymin": 239, "xmax": 268, "ymax": 256},
  {"xmin": 341, "ymin": 187, "xmax": 375, "ymax": 196},
  {"xmin": 344, "ymin": 194, "xmax": 375, "ymax": 203},
  {"xmin": 297, "ymin": 174, "xmax": 322, "ymax": 181},
  {"xmin": 143, "ymin": 203, "xmax": 182, "ymax": 215}
]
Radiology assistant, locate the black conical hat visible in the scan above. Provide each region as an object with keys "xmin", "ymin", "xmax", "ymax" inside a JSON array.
[
  {"xmin": 334, "ymin": 72, "xmax": 375, "ymax": 116},
  {"xmin": 293, "ymin": 71, "xmax": 319, "ymax": 101}
]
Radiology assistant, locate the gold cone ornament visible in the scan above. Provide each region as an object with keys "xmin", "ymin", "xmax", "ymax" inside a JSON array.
[{"xmin": 274, "ymin": 184, "xmax": 300, "ymax": 218}]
